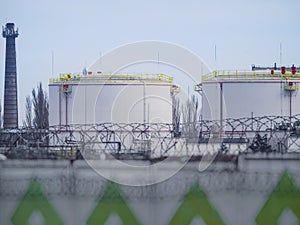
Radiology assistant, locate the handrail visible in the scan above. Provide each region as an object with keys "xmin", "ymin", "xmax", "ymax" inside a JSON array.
[
  {"xmin": 202, "ymin": 70, "xmax": 300, "ymax": 81},
  {"xmin": 49, "ymin": 73, "xmax": 173, "ymax": 84}
]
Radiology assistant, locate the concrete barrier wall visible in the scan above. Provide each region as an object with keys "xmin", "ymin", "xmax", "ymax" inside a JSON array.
[{"xmin": 1, "ymin": 156, "xmax": 300, "ymax": 225}]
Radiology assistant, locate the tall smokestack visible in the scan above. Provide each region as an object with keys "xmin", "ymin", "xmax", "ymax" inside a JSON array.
[{"xmin": 2, "ymin": 23, "xmax": 19, "ymax": 129}]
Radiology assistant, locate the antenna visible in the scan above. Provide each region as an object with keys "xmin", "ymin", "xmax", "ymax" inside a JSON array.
[
  {"xmin": 51, "ymin": 50, "xmax": 54, "ymax": 76},
  {"xmin": 280, "ymin": 42, "xmax": 282, "ymax": 66},
  {"xmin": 99, "ymin": 51, "xmax": 102, "ymax": 69},
  {"xmin": 82, "ymin": 60, "xmax": 88, "ymax": 75},
  {"xmin": 214, "ymin": 44, "xmax": 217, "ymax": 62},
  {"xmin": 156, "ymin": 51, "xmax": 160, "ymax": 74},
  {"xmin": 214, "ymin": 44, "xmax": 217, "ymax": 70}
]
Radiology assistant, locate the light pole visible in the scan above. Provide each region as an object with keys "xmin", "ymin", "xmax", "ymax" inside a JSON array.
[
  {"xmin": 138, "ymin": 78, "xmax": 146, "ymax": 124},
  {"xmin": 137, "ymin": 77, "xmax": 147, "ymax": 154}
]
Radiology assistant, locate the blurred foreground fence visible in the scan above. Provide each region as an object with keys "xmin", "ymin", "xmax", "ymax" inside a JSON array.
[{"xmin": 1, "ymin": 159, "xmax": 300, "ymax": 225}]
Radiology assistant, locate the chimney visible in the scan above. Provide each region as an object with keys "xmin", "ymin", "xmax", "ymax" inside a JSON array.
[{"xmin": 2, "ymin": 23, "xmax": 19, "ymax": 129}]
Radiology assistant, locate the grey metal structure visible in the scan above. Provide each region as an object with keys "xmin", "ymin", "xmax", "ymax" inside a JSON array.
[
  {"xmin": 1, "ymin": 114, "xmax": 300, "ymax": 159},
  {"xmin": 2, "ymin": 23, "xmax": 19, "ymax": 129}
]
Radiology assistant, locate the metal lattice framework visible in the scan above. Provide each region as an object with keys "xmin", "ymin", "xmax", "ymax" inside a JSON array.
[
  {"xmin": 48, "ymin": 123, "xmax": 178, "ymax": 158},
  {"xmin": 1, "ymin": 114, "xmax": 300, "ymax": 159}
]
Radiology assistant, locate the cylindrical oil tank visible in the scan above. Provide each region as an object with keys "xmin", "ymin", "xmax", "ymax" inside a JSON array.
[
  {"xmin": 49, "ymin": 74, "xmax": 174, "ymax": 126},
  {"xmin": 201, "ymin": 71, "xmax": 300, "ymax": 120}
]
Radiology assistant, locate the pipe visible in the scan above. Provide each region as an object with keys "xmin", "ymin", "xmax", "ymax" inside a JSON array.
[
  {"xmin": 138, "ymin": 79, "xmax": 146, "ymax": 124},
  {"xmin": 59, "ymin": 88, "xmax": 61, "ymax": 126},
  {"xmin": 66, "ymin": 93, "xmax": 68, "ymax": 126},
  {"xmin": 290, "ymin": 91, "xmax": 292, "ymax": 124},
  {"xmin": 220, "ymin": 82, "xmax": 223, "ymax": 134}
]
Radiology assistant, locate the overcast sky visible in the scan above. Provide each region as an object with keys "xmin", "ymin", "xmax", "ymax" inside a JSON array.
[{"xmin": 1, "ymin": 0, "xmax": 300, "ymax": 123}]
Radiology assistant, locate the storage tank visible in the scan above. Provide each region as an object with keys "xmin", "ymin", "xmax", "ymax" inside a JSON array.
[
  {"xmin": 200, "ymin": 70, "xmax": 300, "ymax": 121},
  {"xmin": 49, "ymin": 73, "xmax": 175, "ymax": 126}
]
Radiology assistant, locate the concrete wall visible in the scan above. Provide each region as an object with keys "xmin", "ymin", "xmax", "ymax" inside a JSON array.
[{"xmin": 1, "ymin": 156, "xmax": 300, "ymax": 225}]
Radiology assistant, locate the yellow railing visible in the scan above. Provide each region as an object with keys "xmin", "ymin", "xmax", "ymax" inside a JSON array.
[
  {"xmin": 49, "ymin": 73, "xmax": 173, "ymax": 84},
  {"xmin": 284, "ymin": 82, "xmax": 299, "ymax": 91},
  {"xmin": 202, "ymin": 70, "xmax": 300, "ymax": 81}
]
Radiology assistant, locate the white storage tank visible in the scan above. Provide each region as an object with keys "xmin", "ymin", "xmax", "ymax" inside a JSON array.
[
  {"xmin": 201, "ymin": 69, "xmax": 300, "ymax": 121},
  {"xmin": 49, "ymin": 73, "xmax": 175, "ymax": 126}
]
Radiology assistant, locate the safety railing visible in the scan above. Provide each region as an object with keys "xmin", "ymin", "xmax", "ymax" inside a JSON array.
[
  {"xmin": 49, "ymin": 73, "xmax": 173, "ymax": 84},
  {"xmin": 202, "ymin": 70, "xmax": 300, "ymax": 81}
]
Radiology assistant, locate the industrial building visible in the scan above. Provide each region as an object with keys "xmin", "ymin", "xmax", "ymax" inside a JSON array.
[
  {"xmin": 2, "ymin": 21, "xmax": 300, "ymax": 158},
  {"xmin": 200, "ymin": 66, "xmax": 300, "ymax": 121}
]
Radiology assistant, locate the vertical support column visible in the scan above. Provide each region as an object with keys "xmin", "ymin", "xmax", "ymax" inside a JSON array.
[
  {"xmin": 220, "ymin": 82, "xmax": 223, "ymax": 134},
  {"xmin": 65, "ymin": 93, "xmax": 68, "ymax": 126},
  {"xmin": 2, "ymin": 23, "xmax": 19, "ymax": 129},
  {"xmin": 289, "ymin": 91, "xmax": 292, "ymax": 124},
  {"xmin": 59, "ymin": 88, "xmax": 62, "ymax": 126}
]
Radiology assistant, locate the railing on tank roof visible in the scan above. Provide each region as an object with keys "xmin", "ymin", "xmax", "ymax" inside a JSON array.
[
  {"xmin": 49, "ymin": 73, "xmax": 173, "ymax": 84},
  {"xmin": 202, "ymin": 70, "xmax": 300, "ymax": 81}
]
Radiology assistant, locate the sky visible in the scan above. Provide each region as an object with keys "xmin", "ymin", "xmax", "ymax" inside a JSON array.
[{"xmin": 1, "ymin": 0, "xmax": 300, "ymax": 124}]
